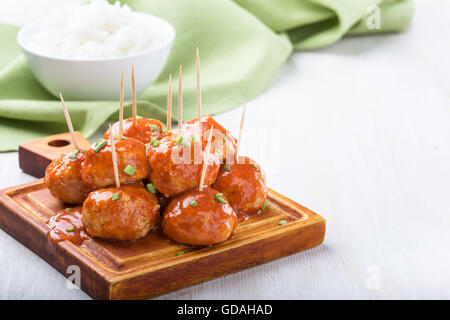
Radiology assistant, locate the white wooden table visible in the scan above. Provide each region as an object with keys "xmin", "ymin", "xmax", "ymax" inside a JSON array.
[{"xmin": 1, "ymin": 0, "xmax": 449, "ymax": 299}]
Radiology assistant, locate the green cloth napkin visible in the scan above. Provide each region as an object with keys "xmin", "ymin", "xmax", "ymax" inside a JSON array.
[{"xmin": 0, "ymin": 0, "xmax": 413, "ymax": 151}]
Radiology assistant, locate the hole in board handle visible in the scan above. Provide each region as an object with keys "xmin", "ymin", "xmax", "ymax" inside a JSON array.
[{"xmin": 48, "ymin": 139, "xmax": 71, "ymax": 147}]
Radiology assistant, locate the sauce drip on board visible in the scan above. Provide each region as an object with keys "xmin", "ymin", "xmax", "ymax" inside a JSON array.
[{"xmin": 47, "ymin": 207, "xmax": 89, "ymax": 245}]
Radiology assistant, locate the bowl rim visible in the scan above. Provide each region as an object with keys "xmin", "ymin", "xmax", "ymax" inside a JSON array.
[{"xmin": 17, "ymin": 11, "xmax": 176, "ymax": 63}]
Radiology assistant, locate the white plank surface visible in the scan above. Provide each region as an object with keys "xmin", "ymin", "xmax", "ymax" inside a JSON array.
[{"xmin": 1, "ymin": 0, "xmax": 449, "ymax": 299}]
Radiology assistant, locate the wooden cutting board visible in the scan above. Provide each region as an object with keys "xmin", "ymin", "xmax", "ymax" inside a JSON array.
[
  {"xmin": 0, "ymin": 134, "xmax": 326, "ymax": 300},
  {"xmin": 18, "ymin": 132, "xmax": 91, "ymax": 178}
]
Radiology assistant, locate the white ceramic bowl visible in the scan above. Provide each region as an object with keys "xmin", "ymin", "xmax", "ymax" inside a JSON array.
[{"xmin": 17, "ymin": 12, "xmax": 175, "ymax": 100}]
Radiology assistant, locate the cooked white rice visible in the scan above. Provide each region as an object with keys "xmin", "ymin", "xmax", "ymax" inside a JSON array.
[{"xmin": 28, "ymin": 0, "xmax": 166, "ymax": 59}]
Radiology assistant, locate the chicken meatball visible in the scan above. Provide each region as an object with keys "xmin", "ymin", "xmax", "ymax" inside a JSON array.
[
  {"xmin": 82, "ymin": 136, "xmax": 148, "ymax": 188},
  {"xmin": 45, "ymin": 150, "xmax": 92, "ymax": 204},
  {"xmin": 162, "ymin": 187, "xmax": 238, "ymax": 246},
  {"xmin": 182, "ymin": 115, "xmax": 237, "ymax": 163},
  {"xmin": 147, "ymin": 132, "xmax": 220, "ymax": 197},
  {"xmin": 104, "ymin": 117, "xmax": 166, "ymax": 145},
  {"xmin": 82, "ymin": 183, "xmax": 160, "ymax": 240},
  {"xmin": 212, "ymin": 156, "xmax": 267, "ymax": 219}
]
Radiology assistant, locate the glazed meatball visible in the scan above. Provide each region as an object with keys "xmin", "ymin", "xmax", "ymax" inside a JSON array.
[
  {"xmin": 147, "ymin": 132, "xmax": 220, "ymax": 197},
  {"xmin": 162, "ymin": 187, "xmax": 238, "ymax": 246},
  {"xmin": 212, "ymin": 156, "xmax": 267, "ymax": 218},
  {"xmin": 104, "ymin": 117, "xmax": 166, "ymax": 144},
  {"xmin": 182, "ymin": 115, "xmax": 237, "ymax": 163},
  {"xmin": 82, "ymin": 136, "xmax": 148, "ymax": 188},
  {"xmin": 45, "ymin": 151, "xmax": 92, "ymax": 204},
  {"xmin": 82, "ymin": 183, "xmax": 160, "ymax": 240}
]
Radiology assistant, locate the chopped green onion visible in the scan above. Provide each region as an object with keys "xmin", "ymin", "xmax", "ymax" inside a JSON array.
[
  {"xmin": 223, "ymin": 164, "xmax": 230, "ymax": 172},
  {"xmin": 146, "ymin": 183, "xmax": 157, "ymax": 194},
  {"xmin": 252, "ymin": 163, "xmax": 259, "ymax": 169},
  {"xmin": 69, "ymin": 149, "xmax": 79, "ymax": 159},
  {"xmin": 150, "ymin": 136, "xmax": 160, "ymax": 147},
  {"xmin": 278, "ymin": 220, "xmax": 288, "ymax": 226},
  {"xmin": 175, "ymin": 251, "xmax": 185, "ymax": 256},
  {"xmin": 180, "ymin": 139, "xmax": 191, "ymax": 148},
  {"xmin": 114, "ymin": 135, "xmax": 127, "ymax": 140},
  {"xmin": 145, "ymin": 143, "xmax": 151, "ymax": 148},
  {"xmin": 162, "ymin": 125, "xmax": 167, "ymax": 133},
  {"xmin": 261, "ymin": 202, "xmax": 268, "ymax": 211},
  {"xmin": 150, "ymin": 124, "xmax": 159, "ymax": 131},
  {"xmin": 65, "ymin": 208, "xmax": 73, "ymax": 212},
  {"xmin": 215, "ymin": 193, "xmax": 227, "ymax": 204},
  {"xmin": 94, "ymin": 139, "xmax": 107, "ymax": 152},
  {"xmin": 123, "ymin": 164, "xmax": 136, "ymax": 176},
  {"xmin": 66, "ymin": 227, "xmax": 75, "ymax": 232},
  {"xmin": 191, "ymin": 134, "xmax": 201, "ymax": 143},
  {"xmin": 175, "ymin": 135, "xmax": 190, "ymax": 148},
  {"xmin": 190, "ymin": 200, "xmax": 198, "ymax": 207},
  {"xmin": 112, "ymin": 193, "xmax": 120, "ymax": 200}
]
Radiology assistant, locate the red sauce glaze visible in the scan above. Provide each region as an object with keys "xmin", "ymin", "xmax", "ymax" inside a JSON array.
[
  {"xmin": 45, "ymin": 151, "xmax": 92, "ymax": 204},
  {"xmin": 155, "ymin": 191, "xmax": 170, "ymax": 212},
  {"xmin": 182, "ymin": 115, "xmax": 237, "ymax": 163},
  {"xmin": 81, "ymin": 182, "xmax": 160, "ymax": 240},
  {"xmin": 104, "ymin": 118, "xmax": 166, "ymax": 144},
  {"xmin": 212, "ymin": 156, "xmax": 267, "ymax": 219},
  {"xmin": 82, "ymin": 136, "xmax": 148, "ymax": 188},
  {"xmin": 47, "ymin": 207, "xmax": 89, "ymax": 245},
  {"xmin": 162, "ymin": 187, "xmax": 238, "ymax": 246},
  {"xmin": 147, "ymin": 132, "xmax": 220, "ymax": 197}
]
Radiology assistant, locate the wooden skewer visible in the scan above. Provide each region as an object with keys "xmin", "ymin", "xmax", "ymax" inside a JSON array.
[
  {"xmin": 199, "ymin": 125, "xmax": 214, "ymax": 192},
  {"xmin": 196, "ymin": 47, "xmax": 202, "ymax": 120},
  {"xmin": 166, "ymin": 74, "xmax": 172, "ymax": 131},
  {"xmin": 132, "ymin": 65, "xmax": 137, "ymax": 126},
  {"xmin": 109, "ymin": 124, "xmax": 120, "ymax": 188},
  {"xmin": 59, "ymin": 93, "xmax": 79, "ymax": 150},
  {"xmin": 178, "ymin": 65, "xmax": 183, "ymax": 136},
  {"xmin": 119, "ymin": 69, "xmax": 124, "ymax": 136},
  {"xmin": 235, "ymin": 104, "xmax": 246, "ymax": 161}
]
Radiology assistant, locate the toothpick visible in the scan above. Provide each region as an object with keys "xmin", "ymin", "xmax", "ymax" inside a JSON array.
[
  {"xmin": 166, "ymin": 74, "xmax": 172, "ymax": 131},
  {"xmin": 178, "ymin": 65, "xmax": 183, "ymax": 136},
  {"xmin": 196, "ymin": 47, "xmax": 201, "ymax": 120},
  {"xmin": 59, "ymin": 93, "xmax": 79, "ymax": 150},
  {"xmin": 199, "ymin": 125, "xmax": 214, "ymax": 192},
  {"xmin": 235, "ymin": 104, "xmax": 246, "ymax": 160},
  {"xmin": 119, "ymin": 69, "xmax": 124, "ymax": 136},
  {"xmin": 132, "ymin": 65, "xmax": 137, "ymax": 126},
  {"xmin": 109, "ymin": 125, "xmax": 120, "ymax": 188}
]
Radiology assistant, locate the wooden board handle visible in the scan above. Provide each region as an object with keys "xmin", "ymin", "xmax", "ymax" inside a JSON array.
[{"xmin": 18, "ymin": 132, "xmax": 91, "ymax": 178}]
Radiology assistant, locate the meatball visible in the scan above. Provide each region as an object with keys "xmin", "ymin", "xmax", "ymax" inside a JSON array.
[
  {"xmin": 147, "ymin": 132, "xmax": 220, "ymax": 197},
  {"xmin": 82, "ymin": 183, "xmax": 160, "ymax": 240},
  {"xmin": 162, "ymin": 187, "xmax": 238, "ymax": 246},
  {"xmin": 104, "ymin": 117, "xmax": 166, "ymax": 145},
  {"xmin": 182, "ymin": 115, "xmax": 237, "ymax": 163},
  {"xmin": 45, "ymin": 151, "xmax": 92, "ymax": 204},
  {"xmin": 212, "ymin": 156, "xmax": 267, "ymax": 218},
  {"xmin": 82, "ymin": 136, "xmax": 148, "ymax": 188}
]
